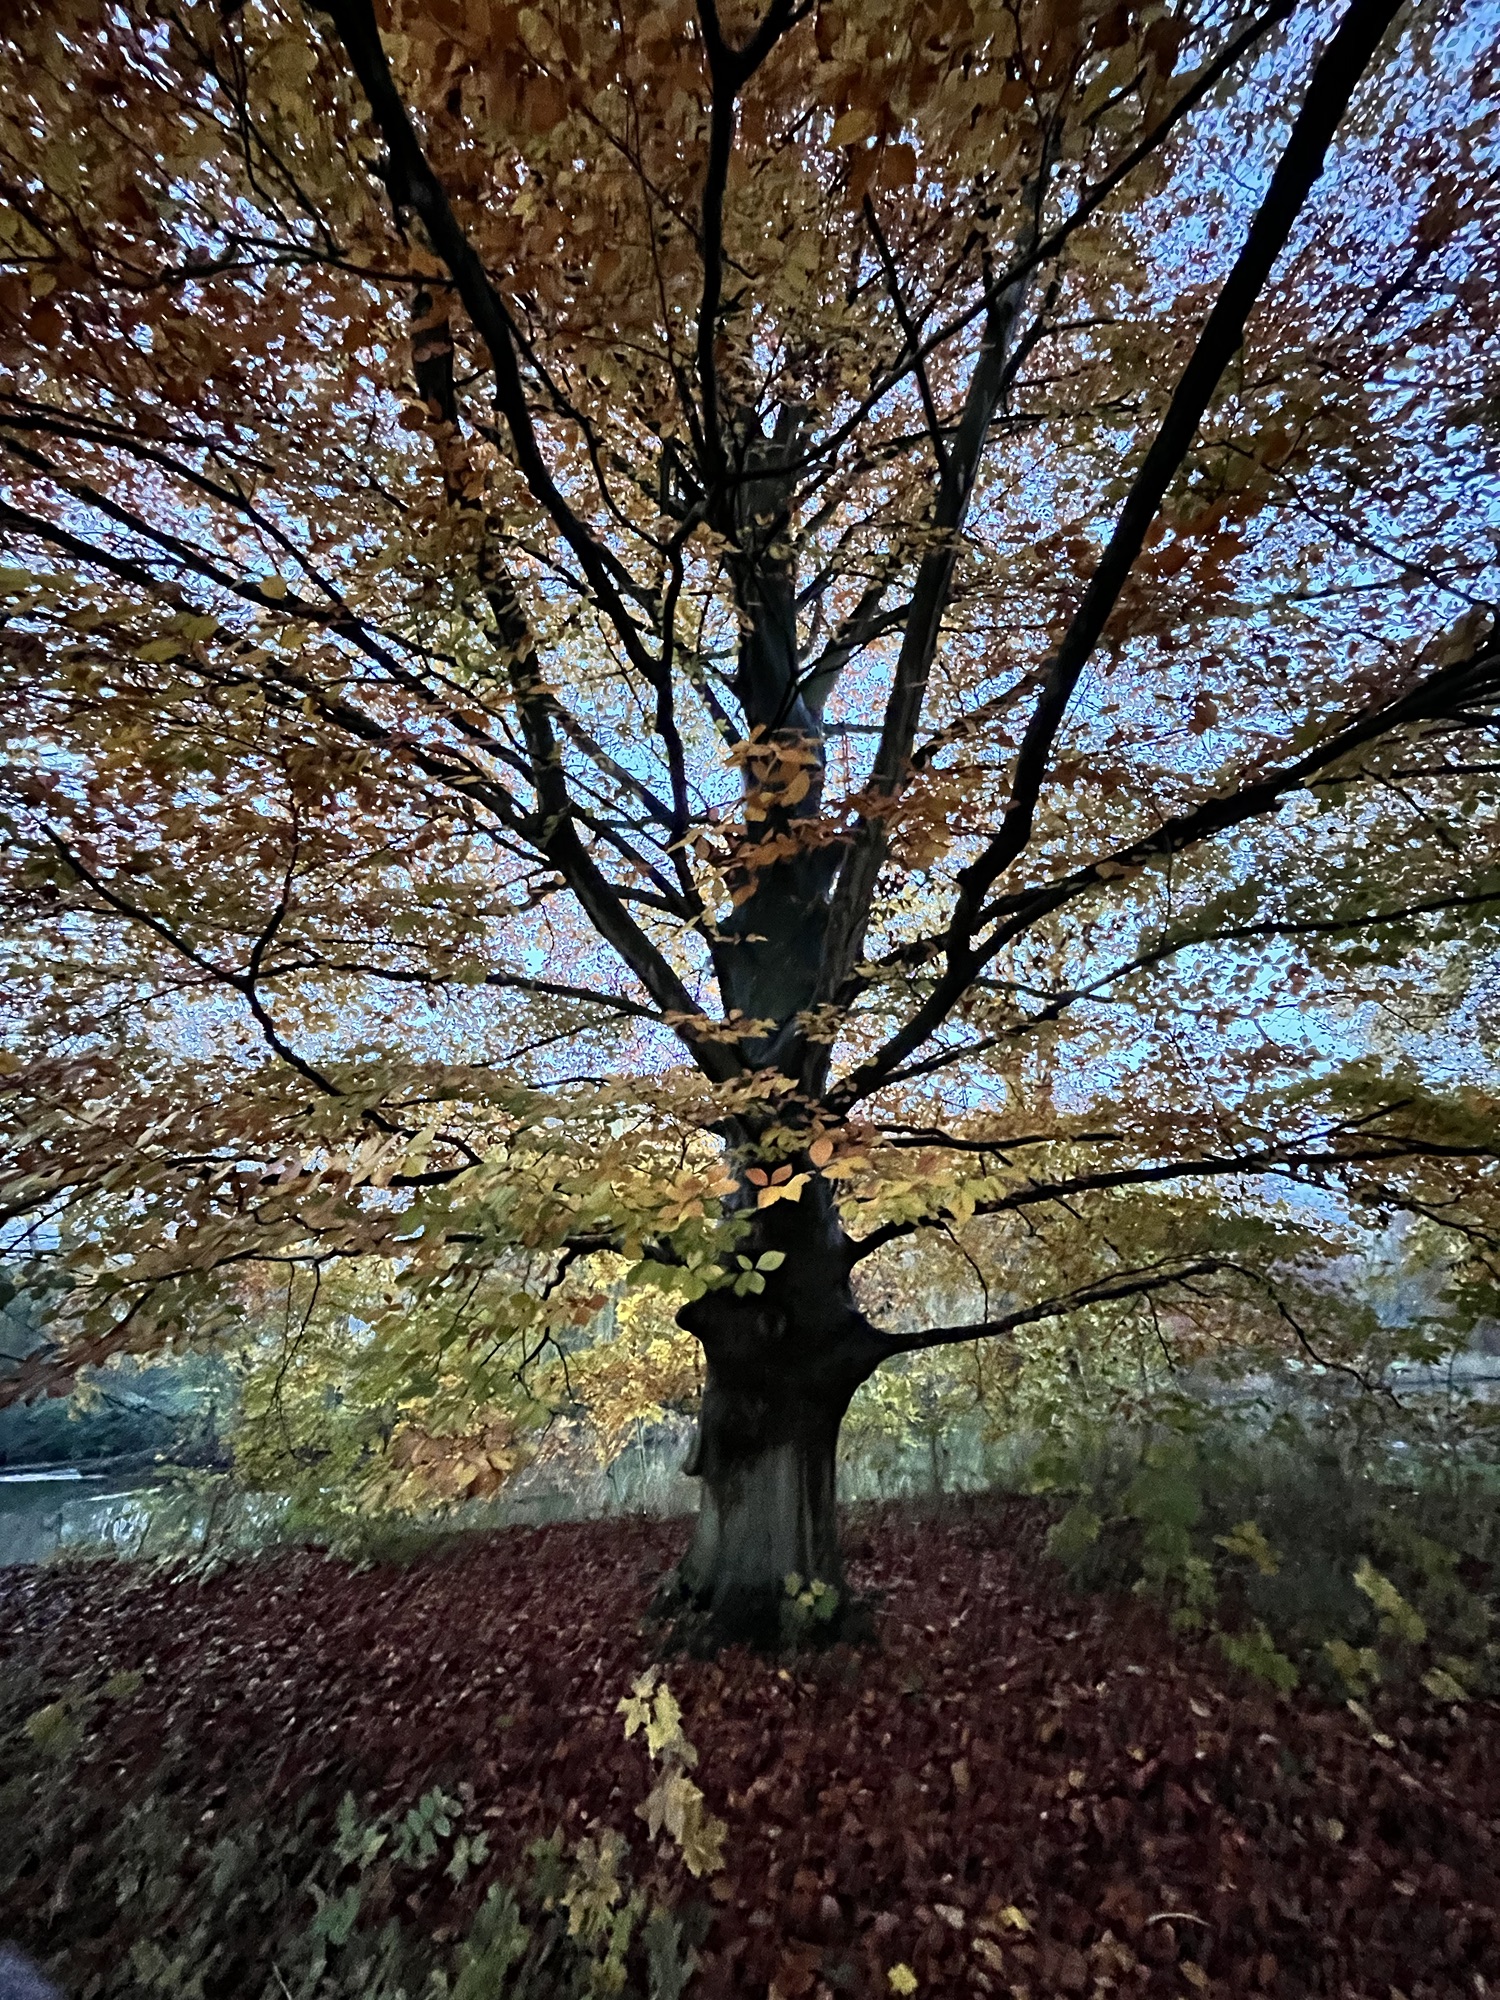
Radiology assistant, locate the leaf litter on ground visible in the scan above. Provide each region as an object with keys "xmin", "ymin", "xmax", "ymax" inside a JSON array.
[{"xmin": 2, "ymin": 1496, "xmax": 1496, "ymax": 1997}]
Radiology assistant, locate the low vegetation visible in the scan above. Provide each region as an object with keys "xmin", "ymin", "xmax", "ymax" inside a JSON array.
[
  {"xmin": 1037, "ymin": 1397, "xmax": 1500, "ymax": 1706},
  {"xmin": 2, "ymin": 1649, "xmax": 714, "ymax": 2000},
  {"xmin": 4, "ymin": 1466, "xmax": 1498, "ymax": 1998}
]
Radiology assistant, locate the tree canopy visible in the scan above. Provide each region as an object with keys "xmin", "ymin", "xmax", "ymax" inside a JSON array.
[{"xmin": 1, "ymin": 0, "xmax": 1497, "ymax": 1622}]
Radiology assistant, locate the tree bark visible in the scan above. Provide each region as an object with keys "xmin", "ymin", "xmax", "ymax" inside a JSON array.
[{"xmin": 668, "ymin": 1181, "xmax": 884, "ymax": 1648}]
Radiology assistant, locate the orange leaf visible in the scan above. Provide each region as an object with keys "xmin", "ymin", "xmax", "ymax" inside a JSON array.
[
  {"xmin": 525, "ymin": 76, "xmax": 568, "ymax": 131},
  {"xmin": 846, "ymin": 147, "xmax": 879, "ymax": 207},
  {"xmin": 878, "ymin": 142, "xmax": 917, "ymax": 190}
]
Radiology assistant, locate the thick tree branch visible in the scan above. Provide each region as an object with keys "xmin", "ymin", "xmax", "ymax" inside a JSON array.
[
  {"xmin": 317, "ymin": 0, "xmax": 660, "ymax": 677},
  {"xmin": 774, "ymin": 0, "xmax": 1305, "ymax": 494},
  {"xmin": 810, "ymin": 148, "xmax": 1060, "ymax": 1039},
  {"xmin": 854, "ymin": 877, "xmax": 1500, "ymax": 1096},
  {"xmin": 836, "ymin": 620, "xmax": 1500, "ymax": 1107},
  {"xmin": 831, "ymin": 0, "xmax": 1428, "ymax": 1108},
  {"xmin": 4, "ymin": 491, "xmax": 723, "ymax": 1069},
  {"xmin": 878, "ymin": 1258, "xmax": 1234, "ymax": 1356},
  {"xmin": 475, "ymin": 572, "xmax": 739, "ymax": 1075},
  {"xmin": 955, "ymin": 0, "xmax": 1407, "ymax": 926},
  {"xmin": 850, "ymin": 1132, "xmax": 1494, "ymax": 1266}
]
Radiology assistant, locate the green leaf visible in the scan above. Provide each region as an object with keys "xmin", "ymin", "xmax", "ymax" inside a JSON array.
[
  {"xmin": 642, "ymin": 1905, "xmax": 698, "ymax": 2000},
  {"xmin": 309, "ymin": 1883, "xmax": 362, "ymax": 1947},
  {"xmin": 452, "ymin": 1885, "xmax": 530, "ymax": 2000},
  {"xmin": 1324, "ymin": 1639, "xmax": 1380, "ymax": 1693},
  {"xmin": 23, "ymin": 1702, "xmax": 80, "ymax": 1756},
  {"xmin": 1353, "ymin": 1558, "xmax": 1427, "ymax": 1644},
  {"xmin": 1046, "ymin": 1503, "xmax": 1101, "ymax": 1568},
  {"xmin": 446, "ymin": 1829, "xmax": 491, "ymax": 1883},
  {"xmin": 1218, "ymin": 1620, "xmax": 1299, "ymax": 1693},
  {"xmin": 1421, "ymin": 1666, "xmax": 1468, "ymax": 1703}
]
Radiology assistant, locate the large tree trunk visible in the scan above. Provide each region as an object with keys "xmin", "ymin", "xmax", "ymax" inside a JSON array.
[
  {"xmin": 665, "ymin": 427, "xmax": 884, "ymax": 1648},
  {"xmin": 667, "ymin": 1182, "xmax": 884, "ymax": 1649}
]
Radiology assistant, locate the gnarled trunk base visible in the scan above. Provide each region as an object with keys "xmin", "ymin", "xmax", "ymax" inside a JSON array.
[
  {"xmin": 657, "ymin": 1202, "xmax": 884, "ymax": 1651},
  {"xmin": 669, "ymin": 1387, "xmax": 854, "ymax": 1649},
  {"xmin": 655, "ymin": 1401, "xmax": 875, "ymax": 1650}
]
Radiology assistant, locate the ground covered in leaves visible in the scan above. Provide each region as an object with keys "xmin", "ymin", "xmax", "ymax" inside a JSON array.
[{"xmin": 3, "ymin": 1498, "xmax": 1497, "ymax": 1999}]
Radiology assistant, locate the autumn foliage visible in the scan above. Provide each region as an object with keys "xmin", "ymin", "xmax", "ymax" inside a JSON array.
[{"xmin": 1, "ymin": 0, "xmax": 1498, "ymax": 1623}]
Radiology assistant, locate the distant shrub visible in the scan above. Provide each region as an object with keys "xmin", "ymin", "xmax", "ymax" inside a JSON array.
[{"xmin": 1035, "ymin": 1396, "xmax": 1500, "ymax": 1704}]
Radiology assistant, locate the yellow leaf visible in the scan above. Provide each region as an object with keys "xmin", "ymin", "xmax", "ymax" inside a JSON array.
[
  {"xmin": 757, "ymin": 1173, "xmax": 808, "ymax": 1208},
  {"xmin": 887, "ymin": 1967, "xmax": 918, "ymax": 1996},
  {"xmin": 1353, "ymin": 1559, "xmax": 1426, "ymax": 1643},
  {"xmin": 640, "ymin": 1770, "xmax": 716, "ymax": 1856},
  {"xmin": 830, "ymin": 107, "xmax": 876, "ymax": 145},
  {"xmin": 678, "ymin": 1802, "xmax": 727, "ymax": 1878},
  {"xmin": 1214, "ymin": 1520, "xmax": 1279, "ymax": 1576},
  {"xmin": 617, "ymin": 1664, "xmax": 659, "ymax": 1737},
  {"xmin": 1422, "ymin": 1666, "xmax": 1468, "ymax": 1703},
  {"xmin": 661, "ymin": 1770, "xmax": 697, "ymax": 1839},
  {"xmin": 260, "ymin": 575, "xmax": 289, "ymax": 599},
  {"xmin": 944, "ymin": 1188, "xmax": 976, "ymax": 1225},
  {"xmin": 996, "ymin": 1906, "xmax": 1031, "ymax": 1933},
  {"xmin": 645, "ymin": 1683, "xmax": 685, "ymax": 1757}
]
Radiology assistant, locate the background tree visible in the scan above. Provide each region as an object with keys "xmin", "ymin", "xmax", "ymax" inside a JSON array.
[{"xmin": 1, "ymin": 0, "xmax": 1497, "ymax": 1640}]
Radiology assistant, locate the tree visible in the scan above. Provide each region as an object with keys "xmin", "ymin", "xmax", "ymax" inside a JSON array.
[{"xmin": 1, "ymin": 0, "xmax": 1497, "ymax": 1641}]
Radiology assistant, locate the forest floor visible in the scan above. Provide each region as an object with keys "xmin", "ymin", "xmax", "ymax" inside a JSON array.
[{"xmin": 2, "ymin": 1496, "xmax": 1497, "ymax": 2000}]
